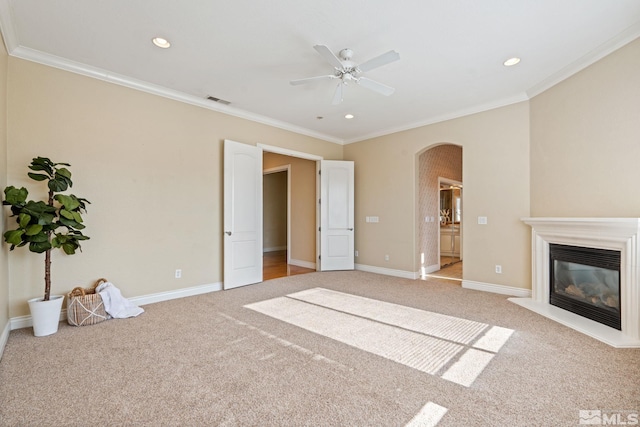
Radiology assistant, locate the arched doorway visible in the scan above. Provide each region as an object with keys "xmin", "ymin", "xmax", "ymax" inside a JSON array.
[{"xmin": 417, "ymin": 143, "xmax": 463, "ymax": 278}]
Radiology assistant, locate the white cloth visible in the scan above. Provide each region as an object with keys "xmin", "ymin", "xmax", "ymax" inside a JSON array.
[{"xmin": 96, "ymin": 281, "xmax": 144, "ymax": 319}]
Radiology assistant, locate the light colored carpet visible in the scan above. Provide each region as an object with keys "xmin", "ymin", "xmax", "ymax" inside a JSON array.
[
  {"xmin": 1, "ymin": 270, "xmax": 638, "ymax": 426},
  {"xmin": 246, "ymin": 288, "xmax": 512, "ymax": 386}
]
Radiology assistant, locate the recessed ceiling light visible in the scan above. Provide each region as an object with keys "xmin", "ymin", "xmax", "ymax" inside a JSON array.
[
  {"xmin": 345, "ymin": 114, "xmax": 355, "ymax": 119},
  {"xmin": 152, "ymin": 37, "xmax": 171, "ymax": 49},
  {"xmin": 503, "ymin": 57, "xmax": 521, "ymax": 67}
]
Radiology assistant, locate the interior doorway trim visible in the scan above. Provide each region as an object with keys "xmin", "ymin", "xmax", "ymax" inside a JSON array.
[
  {"xmin": 258, "ymin": 143, "xmax": 323, "ymax": 161},
  {"xmin": 259, "ymin": 143, "xmax": 323, "ymax": 271},
  {"xmin": 264, "ymin": 165, "xmax": 291, "ymax": 265}
]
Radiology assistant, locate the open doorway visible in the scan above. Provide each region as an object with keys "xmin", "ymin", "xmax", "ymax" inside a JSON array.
[
  {"xmin": 417, "ymin": 144, "xmax": 463, "ymax": 280},
  {"xmin": 262, "ymin": 152, "xmax": 316, "ymax": 280},
  {"xmin": 224, "ymin": 140, "xmax": 355, "ymax": 288},
  {"xmin": 263, "ymin": 167, "xmax": 288, "ymax": 255},
  {"xmin": 439, "ymin": 178, "xmax": 462, "ymax": 268}
]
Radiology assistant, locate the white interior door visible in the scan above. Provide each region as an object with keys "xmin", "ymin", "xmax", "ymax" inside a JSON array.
[
  {"xmin": 224, "ymin": 140, "xmax": 263, "ymax": 289},
  {"xmin": 320, "ymin": 160, "xmax": 355, "ymax": 271}
]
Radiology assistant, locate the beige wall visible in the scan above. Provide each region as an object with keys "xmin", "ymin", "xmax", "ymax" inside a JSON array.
[
  {"xmin": 530, "ymin": 38, "xmax": 640, "ymax": 217},
  {"xmin": 263, "ymin": 153, "xmax": 317, "ymax": 264},
  {"xmin": 263, "ymin": 171, "xmax": 287, "ymax": 251},
  {"xmin": 4, "ymin": 33, "xmax": 637, "ymax": 321},
  {"xmin": 0, "ymin": 34, "xmax": 8, "ymax": 337},
  {"xmin": 6, "ymin": 58, "xmax": 341, "ymax": 317},
  {"xmin": 345, "ymin": 102, "xmax": 531, "ymax": 289}
]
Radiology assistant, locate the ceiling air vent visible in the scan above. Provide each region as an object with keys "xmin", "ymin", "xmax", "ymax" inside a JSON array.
[{"xmin": 206, "ymin": 96, "xmax": 231, "ymax": 105}]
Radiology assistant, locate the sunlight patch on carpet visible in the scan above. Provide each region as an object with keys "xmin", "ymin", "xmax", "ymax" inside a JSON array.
[
  {"xmin": 246, "ymin": 297, "xmax": 462, "ymax": 374},
  {"xmin": 440, "ymin": 348, "xmax": 495, "ymax": 387},
  {"xmin": 405, "ymin": 402, "xmax": 448, "ymax": 427},
  {"xmin": 245, "ymin": 288, "xmax": 513, "ymax": 387},
  {"xmin": 289, "ymin": 288, "xmax": 488, "ymax": 344},
  {"xmin": 219, "ymin": 312, "xmax": 351, "ymax": 372}
]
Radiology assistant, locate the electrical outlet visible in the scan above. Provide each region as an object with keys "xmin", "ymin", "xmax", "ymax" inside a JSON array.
[
  {"xmin": 355, "ymin": 250, "xmax": 359, "ymax": 257},
  {"xmin": 495, "ymin": 265, "xmax": 502, "ymax": 274},
  {"xmin": 385, "ymin": 254, "xmax": 390, "ymax": 261},
  {"xmin": 175, "ymin": 269, "xmax": 182, "ymax": 279}
]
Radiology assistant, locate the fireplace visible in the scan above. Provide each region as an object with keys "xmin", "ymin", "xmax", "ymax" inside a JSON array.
[
  {"xmin": 549, "ymin": 244, "xmax": 621, "ymax": 330},
  {"xmin": 511, "ymin": 218, "xmax": 640, "ymax": 348}
]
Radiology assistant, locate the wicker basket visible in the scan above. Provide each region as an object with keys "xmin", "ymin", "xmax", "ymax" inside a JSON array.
[{"xmin": 67, "ymin": 278, "xmax": 111, "ymax": 326}]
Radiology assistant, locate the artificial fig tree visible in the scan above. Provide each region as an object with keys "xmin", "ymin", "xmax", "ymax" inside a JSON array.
[{"xmin": 3, "ymin": 157, "xmax": 90, "ymax": 301}]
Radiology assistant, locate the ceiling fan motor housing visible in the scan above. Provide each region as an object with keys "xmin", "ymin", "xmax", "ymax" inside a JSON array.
[{"xmin": 338, "ymin": 48, "xmax": 353, "ymax": 60}]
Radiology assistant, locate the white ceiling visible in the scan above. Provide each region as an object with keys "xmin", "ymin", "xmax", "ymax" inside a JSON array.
[{"xmin": 1, "ymin": 0, "xmax": 639, "ymax": 144}]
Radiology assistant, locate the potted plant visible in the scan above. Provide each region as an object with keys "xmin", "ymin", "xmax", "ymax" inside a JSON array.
[{"xmin": 2, "ymin": 157, "xmax": 90, "ymax": 336}]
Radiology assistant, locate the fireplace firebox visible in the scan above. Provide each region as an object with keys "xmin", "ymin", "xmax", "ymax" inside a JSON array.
[{"xmin": 549, "ymin": 244, "xmax": 621, "ymax": 330}]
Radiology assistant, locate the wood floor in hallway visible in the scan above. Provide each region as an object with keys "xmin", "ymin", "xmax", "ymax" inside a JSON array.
[
  {"xmin": 264, "ymin": 251, "xmax": 461, "ymax": 281},
  {"xmin": 423, "ymin": 260, "xmax": 462, "ymax": 281},
  {"xmin": 263, "ymin": 250, "xmax": 315, "ymax": 280}
]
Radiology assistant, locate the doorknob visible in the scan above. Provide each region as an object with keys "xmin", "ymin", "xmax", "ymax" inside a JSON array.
[{"xmin": 225, "ymin": 231, "xmax": 232, "ymax": 236}]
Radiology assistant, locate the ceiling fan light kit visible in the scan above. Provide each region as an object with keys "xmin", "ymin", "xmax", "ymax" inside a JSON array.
[{"xmin": 291, "ymin": 45, "xmax": 400, "ymax": 105}]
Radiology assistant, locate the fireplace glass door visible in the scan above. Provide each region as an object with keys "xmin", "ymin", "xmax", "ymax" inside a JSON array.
[{"xmin": 549, "ymin": 244, "xmax": 621, "ymax": 330}]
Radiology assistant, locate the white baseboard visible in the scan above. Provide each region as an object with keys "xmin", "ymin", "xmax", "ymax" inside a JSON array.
[
  {"xmin": 462, "ymin": 280, "xmax": 532, "ymax": 297},
  {"xmin": 10, "ymin": 309, "xmax": 68, "ymax": 331},
  {"xmin": 355, "ymin": 263, "xmax": 419, "ymax": 279},
  {"xmin": 10, "ymin": 315, "xmax": 32, "ymax": 331},
  {"xmin": 0, "ymin": 321, "xmax": 10, "ymax": 361},
  {"xmin": 129, "ymin": 282, "xmax": 222, "ymax": 306},
  {"xmin": 263, "ymin": 246, "xmax": 286, "ymax": 253},
  {"xmin": 290, "ymin": 258, "xmax": 316, "ymax": 269},
  {"xmin": 9, "ymin": 282, "xmax": 223, "ymax": 332},
  {"xmin": 422, "ymin": 263, "xmax": 441, "ymax": 275}
]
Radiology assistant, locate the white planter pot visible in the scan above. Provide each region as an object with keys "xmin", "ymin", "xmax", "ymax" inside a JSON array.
[{"xmin": 28, "ymin": 295, "xmax": 65, "ymax": 337}]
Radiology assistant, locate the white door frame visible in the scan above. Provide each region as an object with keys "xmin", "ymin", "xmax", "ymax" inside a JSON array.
[{"xmin": 263, "ymin": 165, "xmax": 291, "ymax": 264}]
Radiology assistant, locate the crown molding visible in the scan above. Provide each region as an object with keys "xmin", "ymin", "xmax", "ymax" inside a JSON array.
[
  {"xmin": 527, "ymin": 24, "xmax": 640, "ymax": 98},
  {"xmin": 0, "ymin": 0, "xmax": 18, "ymax": 53},
  {"xmin": 343, "ymin": 92, "xmax": 530, "ymax": 144},
  {"xmin": 2, "ymin": 0, "xmax": 638, "ymax": 147},
  {"xmin": 7, "ymin": 45, "xmax": 345, "ymax": 146}
]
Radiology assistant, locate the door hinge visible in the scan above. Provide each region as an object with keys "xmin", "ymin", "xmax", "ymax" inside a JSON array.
[
  {"xmin": 318, "ymin": 227, "xmax": 321, "ymax": 232},
  {"xmin": 318, "ymin": 198, "xmax": 321, "ymax": 205},
  {"xmin": 318, "ymin": 170, "xmax": 321, "ymax": 175},
  {"xmin": 319, "ymin": 255, "xmax": 321, "ymax": 260}
]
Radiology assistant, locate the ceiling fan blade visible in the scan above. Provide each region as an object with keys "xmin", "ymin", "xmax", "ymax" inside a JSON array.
[
  {"xmin": 313, "ymin": 45, "xmax": 344, "ymax": 70},
  {"xmin": 332, "ymin": 82, "xmax": 344, "ymax": 105},
  {"xmin": 290, "ymin": 75, "xmax": 336, "ymax": 85},
  {"xmin": 357, "ymin": 77, "xmax": 395, "ymax": 96},
  {"xmin": 357, "ymin": 50, "xmax": 400, "ymax": 72}
]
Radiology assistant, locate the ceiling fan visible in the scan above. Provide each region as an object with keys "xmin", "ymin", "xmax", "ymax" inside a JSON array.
[{"xmin": 290, "ymin": 45, "xmax": 400, "ymax": 105}]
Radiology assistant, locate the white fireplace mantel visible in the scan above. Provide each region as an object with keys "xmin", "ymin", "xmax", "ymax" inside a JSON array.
[{"xmin": 509, "ymin": 217, "xmax": 640, "ymax": 348}]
